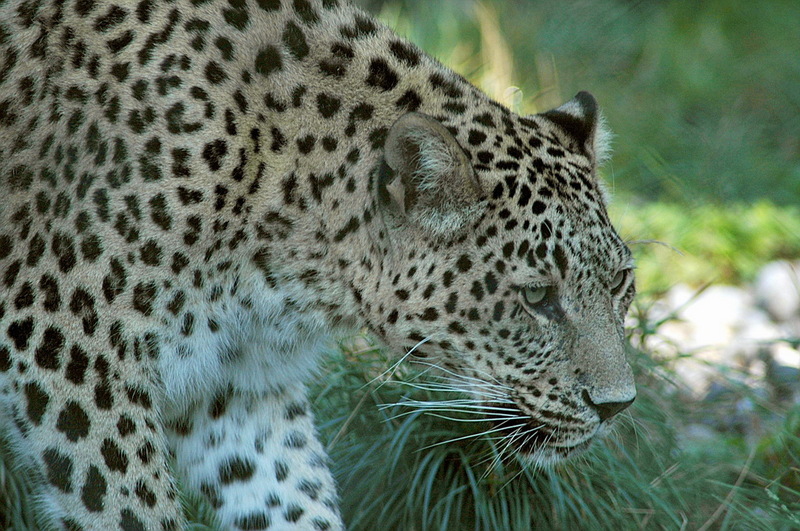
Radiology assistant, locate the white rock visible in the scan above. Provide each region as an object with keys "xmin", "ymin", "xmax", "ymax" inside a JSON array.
[
  {"xmin": 731, "ymin": 308, "xmax": 783, "ymax": 363},
  {"xmin": 772, "ymin": 342, "xmax": 800, "ymax": 369},
  {"xmin": 677, "ymin": 285, "xmax": 751, "ymax": 342},
  {"xmin": 650, "ymin": 285, "xmax": 756, "ymax": 396},
  {"xmin": 644, "ymin": 271, "xmax": 800, "ymax": 399},
  {"xmin": 754, "ymin": 261, "xmax": 800, "ymax": 322}
]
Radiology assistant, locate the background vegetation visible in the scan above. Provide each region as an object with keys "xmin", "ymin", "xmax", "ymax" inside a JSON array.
[
  {"xmin": 2, "ymin": 0, "xmax": 798, "ymax": 529},
  {"xmin": 364, "ymin": 0, "xmax": 799, "ymax": 205}
]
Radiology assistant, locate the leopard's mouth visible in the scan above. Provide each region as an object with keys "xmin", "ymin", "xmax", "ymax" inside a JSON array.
[{"xmin": 488, "ymin": 402, "xmax": 596, "ymax": 463}]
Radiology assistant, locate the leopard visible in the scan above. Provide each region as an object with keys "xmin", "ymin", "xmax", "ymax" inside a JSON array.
[{"xmin": 0, "ymin": 0, "xmax": 638, "ymax": 529}]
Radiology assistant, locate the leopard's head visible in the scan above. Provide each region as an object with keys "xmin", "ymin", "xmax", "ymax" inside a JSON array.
[{"xmin": 368, "ymin": 92, "xmax": 636, "ymax": 463}]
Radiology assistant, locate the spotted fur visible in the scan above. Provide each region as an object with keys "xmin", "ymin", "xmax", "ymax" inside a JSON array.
[{"xmin": 0, "ymin": 1, "xmax": 636, "ymax": 529}]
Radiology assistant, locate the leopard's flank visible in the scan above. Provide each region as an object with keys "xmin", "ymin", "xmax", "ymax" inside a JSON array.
[{"xmin": 0, "ymin": 1, "xmax": 637, "ymax": 529}]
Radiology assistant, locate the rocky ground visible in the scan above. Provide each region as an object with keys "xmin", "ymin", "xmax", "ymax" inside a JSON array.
[{"xmin": 630, "ymin": 260, "xmax": 800, "ymax": 443}]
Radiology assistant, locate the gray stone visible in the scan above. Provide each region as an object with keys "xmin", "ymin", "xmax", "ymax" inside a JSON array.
[{"xmin": 754, "ymin": 261, "xmax": 800, "ymax": 322}]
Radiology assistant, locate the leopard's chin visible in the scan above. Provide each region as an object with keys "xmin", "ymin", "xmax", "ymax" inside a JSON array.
[
  {"xmin": 489, "ymin": 403, "xmax": 597, "ymax": 465},
  {"xmin": 495, "ymin": 426, "xmax": 595, "ymax": 465},
  {"xmin": 516, "ymin": 438, "xmax": 594, "ymax": 466}
]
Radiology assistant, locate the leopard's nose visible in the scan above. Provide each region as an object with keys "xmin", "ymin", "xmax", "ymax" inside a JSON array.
[{"xmin": 582, "ymin": 389, "xmax": 635, "ymax": 422}]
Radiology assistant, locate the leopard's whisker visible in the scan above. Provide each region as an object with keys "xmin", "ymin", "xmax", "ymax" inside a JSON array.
[
  {"xmin": 412, "ymin": 360, "xmax": 514, "ymax": 391},
  {"xmin": 392, "ymin": 380, "xmax": 511, "ymax": 400},
  {"xmin": 420, "ymin": 422, "xmax": 530, "ymax": 450},
  {"xmin": 365, "ymin": 336, "xmax": 433, "ymax": 389}
]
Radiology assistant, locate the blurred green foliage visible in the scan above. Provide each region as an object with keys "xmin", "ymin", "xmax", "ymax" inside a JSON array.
[
  {"xmin": 610, "ymin": 201, "xmax": 800, "ymax": 292},
  {"xmin": 361, "ymin": 0, "xmax": 799, "ymax": 205}
]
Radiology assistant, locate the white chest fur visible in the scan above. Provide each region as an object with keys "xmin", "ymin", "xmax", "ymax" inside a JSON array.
[{"xmin": 157, "ymin": 272, "xmax": 335, "ymax": 417}]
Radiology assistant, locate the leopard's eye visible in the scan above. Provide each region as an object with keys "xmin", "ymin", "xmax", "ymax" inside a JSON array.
[
  {"xmin": 610, "ymin": 269, "xmax": 631, "ymax": 294},
  {"xmin": 521, "ymin": 286, "xmax": 548, "ymax": 306}
]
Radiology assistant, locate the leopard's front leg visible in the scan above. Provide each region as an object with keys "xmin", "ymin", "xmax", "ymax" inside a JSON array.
[{"xmin": 166, "ymin": 381, "xmax": 343, "ymax": 530}]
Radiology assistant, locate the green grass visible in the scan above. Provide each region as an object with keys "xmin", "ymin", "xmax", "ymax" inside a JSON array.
[
  {"xmin": 308, "ymin": 339, "xmax": 800, "ymax": 530},
  {"xmin": 0, "ymin": 441, "xmax": 38, "ymax": 530}
]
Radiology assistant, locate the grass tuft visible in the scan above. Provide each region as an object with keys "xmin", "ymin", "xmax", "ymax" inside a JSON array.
[{"xmin": 311, "ymin": 342, "xmax": 800, "ymax": 530}]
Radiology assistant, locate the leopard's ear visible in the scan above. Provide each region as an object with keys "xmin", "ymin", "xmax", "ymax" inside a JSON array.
[
  {"xmin": 382, "ymin": 112, "xmax": 484, "ymax": 237},
  {"xmin": 541, "ymin": 91, "xmax": 611, "ymax": 165}
]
